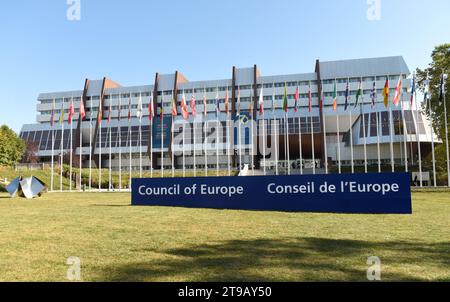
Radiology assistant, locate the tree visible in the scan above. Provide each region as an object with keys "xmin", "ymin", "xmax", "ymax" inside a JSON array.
[
  {"xmin": 0, "ymin": 125, "xmax": 26, "ymax": 166},
  {"xmin": 416, "ymin": 44, "xmax": 450, "ymax": 184},
  {"xmin": 21, "ymin": 141, "xmax": 40, "ymax": 164},
  {"xmin": 416, "ymin": 44, "xmax": 450, "ymax": 139}
]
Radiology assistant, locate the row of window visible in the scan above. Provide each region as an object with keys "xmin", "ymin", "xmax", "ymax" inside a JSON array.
[
  {"xmin": 41, "ymin": 86, "xmax": 409, "ymax": 117},
  {"xmin": 38, "ymin": 75, "xmax": 406, "ymax": 105}
]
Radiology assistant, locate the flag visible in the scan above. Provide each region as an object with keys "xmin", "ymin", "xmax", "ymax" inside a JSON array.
[
  {"xmin": 203, "ymin": 89, "xmax": 208, "ymax": 117},
  {"xmin": 190, "ymin": 92, "xmax": 197, "ymax": 118},
  {"xmin": 393, "ymin": 76, "xmax": 403, "ymax": 106},
  {"xmin": 215, "ymin": 89, "xmax": 220, "ymax": 115},
  {"xmin": 148, "ymin": 92, "xmax": 154, "ymax": 121},
  {"xmin": 355, "ymin": 79, "xmax": 363, "ymax": 108},
  {"xmin": 128, "ymin": 97, "xmax": 132, "ymax": 121},
  {"xmin": 382, "ymin": 78, "xmax": 390, "ymax": 108},
  {"xmin": 59, "ymin": 100, "xmax": 65, "ymax": 125},
  {"xmin": 160, "ymin": 95, "xmax": 164, "ymax": 122},
  {"xmin": 439, "ymin": 73, "xmax": 447, "ymax": 105},
  {"xmin": 294, "ymin": 86, "xmax": 299, "ymax": 113},
  {"xmin": 224, "ymin": 88, "xmax": 229, "ymax": 114},
  {"xmin": 282, "ymin": 83, "xmax": 288, "ymax": 113},
  {"xmin": 344, "ymin": 79, "xmax": 350, "ymax": 111},
  {"xmin": 410, "ymin": 73, "xmax": 416, "ymax": 106},
  {"xmin": 259, "ymin": 87, "xmax": 264, "ymax": 116},
  {"xmin": 308, "ymin": 82, "xmax": 312, "ymax": 113},
  {"xmin": 51, "ymin": 99, "xmax": 55, "ymax": 127},
  {"xmin": 98, "ymin": 101, "xmax": 103, "ymax": 123},
  {"xmin": 180, "ymin": 91, "xmax": 189, "ymax": 120},
  {"xmin": 332, "ymin": 80, "xmax": 337, "ymax": 111},
  {"xmin": 424, "ymin": 74, "xmax": 431, "ymax": 102},
  {"xmin": 136, "ymin": 94, "xmax": 143, "ymax": 120},
  {"xmin": 371, "ymin": 81, "xmax": 377, "ymax": 107},
  {"xmin": 171, "ymin": 93, "xmax": 178, "ymax": 117},
  {"xmin": 79, "ymin": 97, "xmax": 86, "ymax": 121}
]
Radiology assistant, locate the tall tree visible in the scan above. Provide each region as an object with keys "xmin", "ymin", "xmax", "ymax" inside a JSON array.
[
  {"xmin": 416, "ymin": 44, "xmax": 450, "ymax": 184},
  {"xmin": 0, "ymin": 125, "xmax": 26, "ymax": 166},
  {"xmin": 416, "ymin": 44, "xmax": 450, "ymax": 137}
]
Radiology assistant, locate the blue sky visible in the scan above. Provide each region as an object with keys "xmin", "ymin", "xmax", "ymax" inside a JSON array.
[{"xmin": 1, "ymin": 0, "xmax": 449, "ymax": 132}]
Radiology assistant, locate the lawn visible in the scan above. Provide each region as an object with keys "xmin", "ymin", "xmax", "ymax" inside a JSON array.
[{"xmin": 0, "ymin": 191, "xmax": 449, "ymax": 281}]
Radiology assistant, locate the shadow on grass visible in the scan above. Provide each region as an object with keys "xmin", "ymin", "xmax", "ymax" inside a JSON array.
[{"xmin": 99, "ymin": 237, "xmax": 450, "ymax": 282}]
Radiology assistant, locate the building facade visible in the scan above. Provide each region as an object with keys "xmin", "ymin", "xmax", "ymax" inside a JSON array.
[{"xmin": 20, "ymin": 56, "xmax": 437, "ymax": 174}]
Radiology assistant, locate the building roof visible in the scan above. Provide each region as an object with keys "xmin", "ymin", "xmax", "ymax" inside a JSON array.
[{"xmin": 319, "ymin": 56, "xmax": 410, "ymax": 79}]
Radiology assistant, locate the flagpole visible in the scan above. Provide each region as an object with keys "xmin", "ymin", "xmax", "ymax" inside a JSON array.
[
  {"xmin": 272, "ymin": 85, "xmax": 279, "ymax": 176},
  {"xmin": 203, "ymin": 88, "xmax": 208, "ymax": 177},
  {"xmin": 297, "ymin": 83, "xmax": 302, "ymax": 175},
  {"xmin": 139, "ymin": 93, "xmax": 143, "ymax": 179},
  {"xmin": 193, "ymin": 93, "xmax": 197, "ymax": 177},
  {"xmin": 69, "ymin": 102, "xmax": 73, "ymax": 192},
  {"xmin": 310, "ymin": 89, "xmax": 315, "ymax": 174},
  {"xmin": 238, "ymin": 89, "xmax": 242, "ymax": 172},
  {"xmin": 361, "ymin": 104, "xmax": 368, "ymax": 173},
  {"xmin": 51, "ymin": 124, "xmax": 54, "ymax": 192},
  {"xmin": 79, "ymin": 100, "xmax": 83, "ymax": 192},
  {"xmin": 226, "ymin": 86, "xmax": 231, "ymax": 177},
  {"xmin": 376, "ymin": 110, "xmax": 381, "ymax": 173},
  {"xmin": 89, "ymin": 100, "xmax": 92, "ymax": 191},
  {"xmin": 321, "ymin": 82, "xmax": 328, "ymax": 174},
  {"xmin": 60, "ymin": 99, "xmax": 65, "ymax": 192},
  {"xmin": 298, "ymin": 115, "xmax": 303, "ymax": 175},
  {"xmin": 411, "ymin": 73, "xmax": 422, "ymax": 186},
  {"xmin": 60, "ymin": 119, "xmax": 64, "ymax": 192},
  {"xmin": 284, "ymin": 84, "xmax": 290, "ymax": 176},
  {"xmin": 51, "ymin": 98, "xmax": 55, "ymax": 192},
  {"xmin": 336, "ymin": 113, "xmax": 341, "ymax": 174},
  {"xmin": 161, "ymin": 93, "xmax": 164, "ymax": 178},
  {"xmin": 400, "ymin": 93, "xmax": 409, "ymax": 172},
  {"xmin": 99, "ymin": 118, "xmax": 102, "ymax": 192},
  {"xmin": 389, "ymin": 105, "xmax": 395, "ymax": 173},
  {"xmin": 360, "ymin": 78, "xmax": 368, "ymax": 174},
  {"xmin": 182, "ymin": 119, "xmax": 185, "ymax": 178},
  {"xmin": 129, "ymin": 118, "xmax": 132, "ymax": 189},
  {"xmin": 150, "ymin": 92, "xmax": 154, "ymax": 179},
  {"xmin": 443, "ymin": 74, "xmax": 450, "ymax": 187},
  {"xmin": 108, "ymin": 121, "xmax": 112, "ymax": 191},
  {"xmin": 181, "ymin": 91, "xmax": 185, "ymax": 178},
  {"xmin": 348, "ymin": 79, "xmax": 355, "ymax": 174},
  {"xmin": 349, "ymin": 106, "xmax": 355, "ymax": 173},
  {"xmin": 204, "ymin": 119, "xmax": 208, "ymax": 176},
  {"xmin": 118, "ymin": 96, "xmax": 122, "ymax": 190},
  {"xmin": 427, "ymin": 89, "xmax": 437, "ymax": 187},
  {"xmin": 216, "ymin": 87, "xmax": 220, "ymax": 176},
  {"xmin": 251, "ymin": 88, "xmax": 256, "ymax": 176},
  {"xmin": 172, "ymin": 116, "xmax": 175, "ymax": 178}
]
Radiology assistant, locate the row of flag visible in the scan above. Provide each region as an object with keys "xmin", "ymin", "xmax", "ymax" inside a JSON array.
[{"xmin": 49, "ymin": 74, "xmax": 447, "ymax": 128}]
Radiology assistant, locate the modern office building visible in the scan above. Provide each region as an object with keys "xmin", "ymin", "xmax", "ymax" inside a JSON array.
[{"xmin": 19, "ymin": 56, "xmax": 438, "ymax": 174}]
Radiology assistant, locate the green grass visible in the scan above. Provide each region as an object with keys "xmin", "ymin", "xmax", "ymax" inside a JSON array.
[{"xmin": 0, "ymin": 191, "xmax": 449, "ymax": 281}]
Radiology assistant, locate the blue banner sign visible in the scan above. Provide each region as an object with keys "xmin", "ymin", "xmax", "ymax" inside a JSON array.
[
  {"xmin": 131, "ymin": 173, "xmax": 412, "ymax": 214},
  {"xmin": 152, "ymin": 116, "xmax": 173, "ymax": 149}
]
